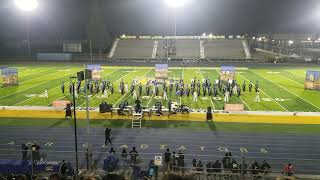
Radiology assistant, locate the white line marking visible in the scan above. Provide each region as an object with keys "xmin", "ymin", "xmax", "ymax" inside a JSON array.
[
  {"xmin": 238, "ymin": 73, "xmax": 288, "ymax": 112},
  {"xmin": 275, "ymin": 72, "xmax": 304, "ymax": 86},
  {"xmin": 18, "ymin": 69, "xmax": 62, "ymax": 85},
  {"xmin": 239, "ymin": 97, "xmax": 251, "ymax": 111},
  {"xmin": 182, "ymin": 67, "xmax": 184, "ymax": 79},
  {"xmin": 251, "ymin": 70, "xmax": 320, "ymax": 110},
  {"xmin": 286, "ymin": 70, "xmax": 305, "ymax": 78},
  {"xmin": 14, "ymin": 86, "xmax": 61, "ymax": 106},
  {"xmin": 0, "ymin": 70, "xmax": 77, "ymax": 100}
]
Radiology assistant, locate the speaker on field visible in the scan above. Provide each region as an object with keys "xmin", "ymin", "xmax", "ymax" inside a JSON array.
[
  {"xmin": 85, "ymin": 69, "xmax": 92, "ymax": 79},
  {"xmin": 77, "ymin": 71, "xmax": 84, "ymax": 81},
  {"xmin": 65, "ymin": 103, "xmax": 72, "ymax": 118},
  {"xmin": 99, "ymin": 102, "xmax": 107, "ymax": 113},
  {"xmin": 206, "ymin": 106, "xmax": 212, "ymax": 120},
  {"xmin": 100, "ymin": 102, "xmax": 112, "ymax": 113}
]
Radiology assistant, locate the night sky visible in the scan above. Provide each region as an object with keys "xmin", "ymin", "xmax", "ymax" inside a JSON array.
[{"xmin": 0, "ymin": 0, "xmax": 319, "ymax": 41}]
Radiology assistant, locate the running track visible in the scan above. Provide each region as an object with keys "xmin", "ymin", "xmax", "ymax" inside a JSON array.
[{"xmin": 0, "ymin": 126, "xmax": 319, "ymax": 174}]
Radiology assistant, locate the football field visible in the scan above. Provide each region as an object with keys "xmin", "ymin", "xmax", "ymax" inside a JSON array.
[{"xmin": 1, "ymin": 64, "xmax": 320, "ymax": 112}]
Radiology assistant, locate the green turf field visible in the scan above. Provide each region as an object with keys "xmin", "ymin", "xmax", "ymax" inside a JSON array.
[{"xmin": 1, "ymin": 64, "xmax": 320, "ymax": 112}]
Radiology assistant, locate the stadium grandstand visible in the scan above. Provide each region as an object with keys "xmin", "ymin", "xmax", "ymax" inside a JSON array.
[{"xmin": 109, "ymin": 36, "xmax": 248, "ymax": 61}]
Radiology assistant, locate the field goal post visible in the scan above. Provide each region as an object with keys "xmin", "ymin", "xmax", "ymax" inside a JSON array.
[
  {"xmin": 220, "ymin": 66, "xmax": 235, "ymax": 81},
  {"xmin": 305, "ymin": 70, "xmax": 320, "ymax": 90}
]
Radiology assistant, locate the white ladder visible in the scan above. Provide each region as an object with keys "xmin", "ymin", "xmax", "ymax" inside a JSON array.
[
  {"xmin": 200, "ymin": 40, "xmax": 205, "ymax": 59},
  {"xmin": 132, "ymin": 113, "xmax": 143, "ymax": 128},
  {"xmin": 151, "ymin": 40, "xmax": 158, "ymax": 59},
  {"xmin": 108, "ymin": 38, "xmax": 119, "ymax": 58}
]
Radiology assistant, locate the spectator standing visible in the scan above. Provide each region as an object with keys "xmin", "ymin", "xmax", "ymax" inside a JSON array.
[
  {"xmin": 251, "ymin": 160, "xmax": 260, "ymax": 175},
  {"xmin": 222, "ymin": 153, "xmax": 232, "ymax": 170},
  {"xmin": 104, "ymin": 128, "xmax": 112, "ymax": 146},
  {"xmin": 121, "ymin": 148, "xmax": 128, "ymax": 160},
  {"xmin": 177, "ymin": 150, "xmax": 185, "ymax": 173},
  {"xmin": 261, "ymin": 160, "xmax": 271, "ymax": 174},
  {"xmin": 196, "ymin": 160, "xmax": 204, "ymax": 172},
  {"xmin": 129, "ymin": 147, "xmax": 139, "ymax": 164},
  {"xmin": 164, "ymin": 148, "xmax": 171, "ymax": 172},
  {"xmin": 171, "ymin": 152, "xmax": 178, "ymax": 171},
  {"xmin": 231, "ymin": 159, "xmax": 239, "ymax": 173},
  {"xmin": 21, "ymin": 143, "xmax": 28, "ymax": 161},
  {"xmin": 109, "ymin": 147, "xmax": 116, "ymax": 155},
  {"xmin": 213, "ymin": 160, "xmax": 222, "ymax": 173},
  {"xmin": 31, "ymin": 143, "xmax": 40, "ymax": 161},
  {"xmin": 283, "ymin": 163, "xmax": 294, "ymax": 176}
]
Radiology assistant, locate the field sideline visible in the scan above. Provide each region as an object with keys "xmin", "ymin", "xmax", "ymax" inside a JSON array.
[{"xmin": 1, "ymin": 64, "xmax": 320, "ymax": 112}]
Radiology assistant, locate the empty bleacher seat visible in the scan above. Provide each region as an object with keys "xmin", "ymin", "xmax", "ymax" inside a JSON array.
[
  {"xmin": 113, "ymin": 39, "xmax": 154, "ymax": 58},
  {"xmin": 204, "ymin": 39, "xmax": 245, "ymax": 58}
]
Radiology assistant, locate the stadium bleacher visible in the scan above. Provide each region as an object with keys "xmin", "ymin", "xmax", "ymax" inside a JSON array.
[
  {"xmin": 173, "ymin": 39, "xmax": 200, "ymax": 59},
  {"xmin": 112, "ymin": 39, "xmax": 154, "ymax": 59},
  {"xmin": 110, "ymin": 37, "xmax": 247, "ymax": 60},
  {"xmin": 203, "ymin": 39, "xmax": 245, "ymax": 59}
]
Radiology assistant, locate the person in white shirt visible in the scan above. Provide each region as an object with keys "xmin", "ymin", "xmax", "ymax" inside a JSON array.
[
  {"xmin": 163, "ymin": 90, "xmax": 168, "ymax": 100},
  {"xmin": 125, "ymin": 83, "xmax": 129, "ymax": 93},
  {"xmin": 104, "ymin": 88, "xmax": 108, "ymax": 98},
  {"xmin": 132, "ymin": 89, "xmax": 137, "ymax": 100},
  {"xmin": 193, "ymin": 91, "xmax": 198, "ymax": 102},
  {"xmin": 44, "ymin": 89, "xmax": 48, "ymax": 99},
  {"xmin": 75, "ymin": 90, "xmax": 78, "ymax": 99},
  {"xmin": 224, "ymin": 90, "xmax": 230, "ymax": 102},
  {"xmin": 255, "ymin": 90, "xmax": 260, "ymax": 102}
]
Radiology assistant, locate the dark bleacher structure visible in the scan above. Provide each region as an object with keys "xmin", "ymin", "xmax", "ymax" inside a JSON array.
[{"xmin": 109, "ymin": 36, "xmax": 250, "ymax": 62}]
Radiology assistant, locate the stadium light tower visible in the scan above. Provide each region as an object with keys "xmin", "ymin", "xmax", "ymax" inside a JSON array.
[
  {"xmin": 15, "ymin": 0, "xmax": 38, "ymax": 57},
  {"xmin": 164, "ymin": 0, "xmax": 190, "ymax": 37},
  {"xmin": 164, "ymin": 0, "xmax": 190, "ymax": 8},
  {"xmin": 15, "ymin": 0, "xmax": 38, "ymax": 12}
]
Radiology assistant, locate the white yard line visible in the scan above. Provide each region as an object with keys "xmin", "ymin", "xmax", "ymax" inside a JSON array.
[
  {"xmin": 199, "ymin": 68, "xmax": 215, "ymax": 110},
  {"xmin": 182, "ymin": 67, "xmax": 184, "ymax": 79},
  {"xmin": 239, "ymin": 97, "xmax": 251, "ymax": 111},
  {"xmin": 238, "ymin": 73, "xmax": 288, "ymax": 112},
  {"xmin": 286, "ymin": 70, "xmax": 305, "ymax": 78},
  {"xmin": 268, "ymin": 70, "xmax": 304, "ymax": 86},
  {"xmin": 251, "ymin": 70, "xmax": 320, "ymax": 110},
  {"xmin": 19, "ymin": 69, "xmax": 63, "ymax": 85},
  {"xmin": 14, "ymin": 85, "xmax": 62, "ymax": 106},
  {"xmin": 14, "ymin": 69, "xmax": 89, "ymax": 106},
  {"xmin": 114, "ymin": 69, "xmax": 151, "ymax": 107},
  {"xmin": 146, "ymin": 93, "xmax": 155, "ymax": 107},
  {"xmin": 0, "ymin": 71, "xmax": 77, "ymax": 99}
]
